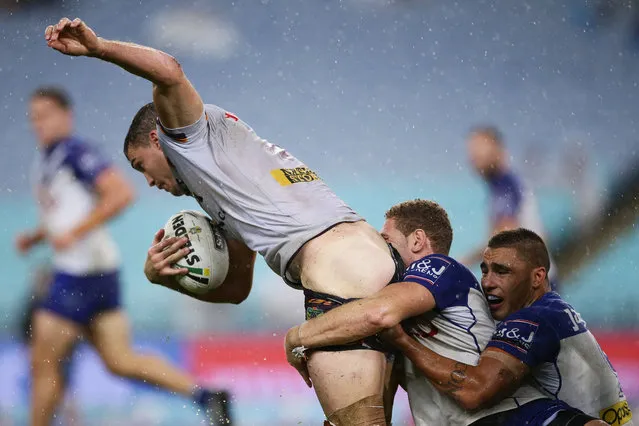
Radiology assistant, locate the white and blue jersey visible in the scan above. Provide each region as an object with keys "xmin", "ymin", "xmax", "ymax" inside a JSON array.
[
  {"xmin": 401, "ymin": 254, "xmax": 544, "ymax": 426},
  {"xmin": 32, "ymin": 137, "xmax": 120, "ymax": 275},
  {"xmin": 487, "ymin": 292, "xmax": 633, "ymax": 425},
  {"xmin": 31, "ymin": 137, "xmax": 122, "ymax": 324},
  {"xmin": 487, "ymin": 171, "xmax": 558, "ymax": 285}
]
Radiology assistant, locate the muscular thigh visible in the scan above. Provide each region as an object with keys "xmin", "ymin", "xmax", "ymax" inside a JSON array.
[
  {"xmin": 88, "ymin": 310, "xmax": 131, "ymax": 360},
  {"xmin": 32, "ymin": 310, "xmax": 82, "ymax": 362},
  {"xmin": 299, "ymin": 221, "xmax": 396, "ymax": 298},
  {"xmin": 308, "ymin": 349, "xmax": 388, "ymax": 416}
]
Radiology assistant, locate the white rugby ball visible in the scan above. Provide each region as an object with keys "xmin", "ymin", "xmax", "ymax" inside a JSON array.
[{"xmin": 163, "ymin": 210, "xmax": 229, "ymax": 294}]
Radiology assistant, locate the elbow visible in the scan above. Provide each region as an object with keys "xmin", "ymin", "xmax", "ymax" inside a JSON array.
[
  {"xmin": 457, "ymin": 394, "xmax": 483, "ymax": 412},
  {"xmin": 365, "ymin": 303, "xmax": 401, "ymax": 331},
  {"xmin": 157, "ymin": 55, "xmax": 187, "ymax": 86},
  {"xmin": 227, "ymin": 284, "xmax": 250, "ymax": 305},
  {"xmin": 455, "ymin": 389, "xmax": 492, "ymax": 412}
]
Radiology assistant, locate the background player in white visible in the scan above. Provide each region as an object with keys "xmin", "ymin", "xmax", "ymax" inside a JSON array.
[
  {"xmin": 382, "ymin": 228, "xmax": 631, "ymax": 426},
  {"xmin": 462, "ymin": 126, "xmax": 559, "ymax": 289},
  {"xmin": 284, "ymin": 199, "xmax": 547, "ymax": 426},
  {"xmin": 15, "ymin": 87, "xmax": 232, "ymax": 426},
  {"xmin": 44, "ymin": 18, "xmax": 403, "ymax": 424}
]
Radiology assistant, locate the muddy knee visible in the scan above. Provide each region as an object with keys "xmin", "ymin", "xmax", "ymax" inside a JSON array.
[{"xmin": 327, "ymin": 395, "xmax": 387, "ymax": 426}]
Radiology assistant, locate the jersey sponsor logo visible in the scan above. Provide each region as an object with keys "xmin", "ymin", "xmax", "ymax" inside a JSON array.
[
  {"xmin": 600, "ymin": 400, "xmax": 632, "ymax": 426},
  {"xmin": 407, "ymin": 257, "xmax": 448, "ymax": 282},
  {"xmin": 270, "ymin": 167, "xmax": 320, "ymax": 186},
  {"xmin": 493, "ymin": 319, "xmax": 538, "ymax": 353}
]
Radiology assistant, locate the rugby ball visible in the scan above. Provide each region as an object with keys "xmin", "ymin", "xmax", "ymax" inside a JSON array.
[{"xmin": 162, "ymin": 210, "xmax": 229, "ymax": 294}]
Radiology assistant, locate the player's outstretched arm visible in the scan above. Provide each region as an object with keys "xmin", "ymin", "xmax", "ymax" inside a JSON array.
[
  {"xmin": 287, "ymin": 282, "xmax": 435, "ymax": 351},
  {"xmin": 44, "ymin": 17, "xmax": 203, "ymax": 129},
  {"xmin": 384, "ymin": 326, "xmax": 528, "ymax": 411}
]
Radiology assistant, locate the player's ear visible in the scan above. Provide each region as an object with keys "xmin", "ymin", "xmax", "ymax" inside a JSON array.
[
  {"xmin": 530, "ymin": 266, "xmax": 546, "ymax": 289},
  {"xmin": 412, "ymin": 229, "xmax": 429, "ymax": 253},
  {"xmin": 149, "ymin": 130, "xmax": 161, "ymax": 149}
]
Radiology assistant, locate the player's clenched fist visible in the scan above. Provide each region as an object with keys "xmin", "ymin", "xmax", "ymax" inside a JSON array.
[
  {"xmin": 45, "ymin": 17, "xmax": 101, "ymax": 57},
  {"xmin": 144, "ymin": 229, "xmax": 189, "ymax": 284}
]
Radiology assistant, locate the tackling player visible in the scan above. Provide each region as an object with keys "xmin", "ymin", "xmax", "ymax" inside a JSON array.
[
  {"xmin": 44, "ymin": 18, "xmax": 405, "ymax": 424},
  {"xmin": 16, "ymin": 87, "xmax": 232, "ymax": 426},
  {"xmin": 284, "ymin": 199, "xmax": 549, "ymax": 426},
  {"xmin": 462, "ymin": 126, "xmax": 559, "ymax": 289},
  {"xmin": 382, "ymin": 228, "xmax": 631, "ymax": 426}
]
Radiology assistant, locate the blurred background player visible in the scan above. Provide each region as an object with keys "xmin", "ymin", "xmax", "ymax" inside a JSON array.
[
  {"xmin": 15, "ymin": 86, "xmax": 232, "ymax": 426},
  {"xmin": 18, "ymin": 262, "xmax": 82, "ymax": 426},
  {"xmin": 462, "ymin": 125, "xmax": 559, "ymax": 290}
]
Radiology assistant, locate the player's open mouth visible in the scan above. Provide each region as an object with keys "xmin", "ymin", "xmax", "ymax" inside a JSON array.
[{"xmin": 486, "ymin": 294, "xmax": 504, "ymax": 309}]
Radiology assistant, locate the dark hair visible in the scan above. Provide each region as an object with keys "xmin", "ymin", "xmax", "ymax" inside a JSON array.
[
  {"xmin": 488, "ymin": 228, "xmax": 550, "ymax": 273},
  {"xmin": 31, "ymin": 86, "xmax": 72, "ymax": 110},
  {"xmin": 124, "ymin": 102, "xmax": 157, "ymax": 156},
  {"xmin": 385, "ymin": 199, "xmax": 453, "ymax": 255},
  {"xmin": 469, "ymin": 125, "xmax": 504, "ymax": 147}
]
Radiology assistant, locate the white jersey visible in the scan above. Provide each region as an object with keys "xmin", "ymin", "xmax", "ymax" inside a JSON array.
[
  {"xmin": 487, "ymin": 292, "xmax": 633, "ymax": 425},
  {"xmin": 156, "ymin": 104, "xmax": 361, "ymax": 287},
  {"xmin": 401, "ymin": 254, "xmax": 545, "ymax": 426},
  {"xmin": 31, "ymin": 138, "xmax": 120, "ymax": 275}
]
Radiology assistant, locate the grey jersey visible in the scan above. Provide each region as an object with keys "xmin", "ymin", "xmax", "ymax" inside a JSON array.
[{"xmin": 156, "ymin": 104, "xmax": 361, "ymax": 286}]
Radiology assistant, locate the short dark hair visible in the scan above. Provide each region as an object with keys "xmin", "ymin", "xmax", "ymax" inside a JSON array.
[
  {"xmin": 469, "ymin": 125, "xmax": 504, "ymax": 147},
  {"xmin": 385, "ymin": 199, "xmax": 453, "ymax": 255},
  {"xmin": 488, "ymin": 228, "xmax": 550, "ymax": 273},
  {"xmin": 124, "ymin": 102, "xmax": 157, "ymax": 156},
  {"xmin": 31, "ymin": 86, "xmax": 72, "ymax": 110}
]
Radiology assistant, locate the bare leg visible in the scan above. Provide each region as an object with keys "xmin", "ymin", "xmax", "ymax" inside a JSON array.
[
  {"xmin": 297, "ymin": 222, "xmax": 397, "ymax": 423},
  {"xmin": 30, "ymin": 310, "xmax": 82, "ymax": 426},
  {"xmin": 88, "ymin": 310, "xmax": 195, "ymax": 395}
]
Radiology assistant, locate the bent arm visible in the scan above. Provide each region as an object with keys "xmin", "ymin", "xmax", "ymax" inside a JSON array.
[
  {"xmin": 27, "ymin": 226, "xmax": 47, "ymax": 246},
  {"xmin": 393, "ymin": 334, "xmax": 528, "ymax": 411},
  {"xmin": 291, "ymin": 282, "xmax": 435, "ymax": 349},
  {"xmin": 93, "ymin": 39, "xmax": 203, "ymax": 129},
  {"xmin": 156, "ymin": 238, "xmax": 256, "ymax": 305},
  {"xmin": 69, "ymin": 168, "xmax": 134, "ymax": 240}
]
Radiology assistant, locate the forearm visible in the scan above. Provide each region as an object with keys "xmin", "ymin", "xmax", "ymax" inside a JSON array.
[
  {"xmin": 296, "ymin": 300, "xmax": 389, "ymax": 349},
  {"xmin": 70, "ymin": 190, "xmax": 133, "ymax": 241},
  {"xmin": 155, "ymin": 273, "xmax": 250, "ymax": 304},
  {"xmin": 29, "ymin": 226, "xmax": 47, "ymax": 244},
  {"xmin": 392, "ymin": 334, "xmax": 483, "ymax": 408},
  {"xmin": 92, "ymin": 38, "xmax": 184, "ymax": 87}
]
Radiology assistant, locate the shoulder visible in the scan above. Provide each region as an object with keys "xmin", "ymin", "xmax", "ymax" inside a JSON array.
[{"xmin": 404, "ymin": 254, "xmax": 479, "ymax": 291}]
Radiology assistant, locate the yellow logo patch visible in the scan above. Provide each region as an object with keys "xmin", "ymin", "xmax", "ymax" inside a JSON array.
[
  {"xmin": 600, "ymin": 400, "xmax": 632, "ymax": 426},
  {"xmin": 271, "ymin": 167, "xmax": 320, "ymax": 186}
]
